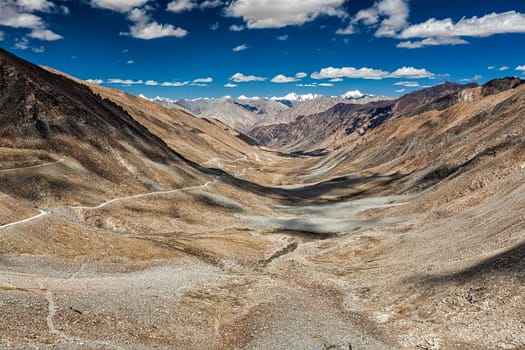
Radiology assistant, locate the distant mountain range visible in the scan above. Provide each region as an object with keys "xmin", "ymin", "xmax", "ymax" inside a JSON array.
[{"xmin": 145, "ymin": 91, "xmax": 393, "ymax": 132}]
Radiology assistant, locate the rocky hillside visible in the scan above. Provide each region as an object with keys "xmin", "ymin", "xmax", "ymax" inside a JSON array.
[{"xmin": 248, "ymin": 82, "xmax": 479, "ymax": 150}]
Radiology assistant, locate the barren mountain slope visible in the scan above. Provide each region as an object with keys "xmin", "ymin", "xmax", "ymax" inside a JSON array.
[
  {"xmin": 249, "ymin": 82, "xmax": 476, "ymax": 150},
  {"xmin": 2, "ymin": 47, "xmax": 525, "ymax": 350},
  {"xmin": 256, "ymin": 94, "xmax": 394, "ymax": 127},
  {"xmin": 0, "ymin": 48, "xmax": 218, "ymax": 207}
]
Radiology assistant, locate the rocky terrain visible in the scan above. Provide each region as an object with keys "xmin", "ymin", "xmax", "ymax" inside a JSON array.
[
  {"xmin": 1, "ymin": 48, "xmax": 525, "ymax": 350},
  {"xmin": 248, "ymin": 82, "xmax": 478, "ymax": 150},
  {"xmin": 153, "ymin": 92, "xmax": 391, "ymax": 132}
]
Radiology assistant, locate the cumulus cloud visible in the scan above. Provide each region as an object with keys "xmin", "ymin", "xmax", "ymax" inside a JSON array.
[
  {"xmin": 395, "ymin": 88, "xmax": 405, "ymax": 93},
  {"xmin": 397, "ymin": 36, "xmax": 468, "ymax": 49},
  {"xmin": 107, "ymin": 78, "xmax": 144, "ymax": 85},
  {"xmin": 230, "ymin": 72, "xmax": 266, "ymax": 83},
  {"xmin": 86, "ymin": 78, "xmax": 104, "ymax": 85},
  {"xmin": 399, "ymin": 11, "xmax": 525, "ymax": 39},
  {"xmin": 295, "ymin": 72, "xmax": 307, "ymax": 79},
  {"xmin": 167, "ymin": 0, "xmax": 196, "ymax": 13},
  {"xmin": 460, "ymin": 74, "xmax": 482, "ymax": 82},
  {"xmin": 499, "ymin": 66, "xmax": 509, "ymax": 71},
  {"xmin": 396, "ymin": 11, "xmax": 525, "ymax": 48},
  {"xmin": 14, "ymin": 37, "xmax": 29, "ymax": 50},
  {"xmin": 90, "ymin": 1, "xmax": 188, "ymax": 39},
  {"xmin": 126, "ymin": 59, "xmax": 134, "ymax": 64},
  {"xmin": 394, "ymin": 81, "xmax": 419, "ymax": 87},
  {"xmin": 193, "ymin": 77, "xmax": 213, "ymax": 83},
  {"xmin": 124, "ymin": 8, "xmax": 188, "ymax": 39},
  {"xmin": 201, "ymin": 0, "xmax": 224, "ymax": 8},
  {"xmin": 28, "ymin": 28, "xmax": 62, "ymax": 40},
  {"xmin": 0, "ymin": 0, "xmax": 64, "ymax": 41},
  {"xmin": 271, "ymin": 74, "xmax": 299, "ymax": 83},
  {"xmin": 389, "ymin": 66, "xmax": 435, "ymax": 79},
  {"xmin": 311, "ymin": 66, "xmax": 435, "ymax": 80},
  {"xmin": 232, "ymin": 44, "xmax": 248, "ymax": 51},
  {"xmin": 342, "ymin": 2, "xmax": 525, "ymax": 48},
  {"xmin": 229, "ymin": 24, "xmax": 244, "ymax": 31},
  {"xmin": 516, "ymin": 65, "xmax": 525, "ymax": 71},
  {"xmin": 224, "ymin": 83, "xmax": 237, "ymax": 88},
  {"xmin": 161, "ymin": 81, "xmax": 190, "ymax": 86},
  {"xmin": 166, "ymin": 0, "xmax": 224, "ymax": 12},
  {"xmin": 226, "ymin": 0, "xmax": 346, "ymax": 29},
  {"xmin": 99, "ymin": 77, "xmax": 210, "ymax": 87},
  {"xmin": 311, "ymin": 66, "xmax": 389, "ymax": 80},
  {"xmin": 339, "ymin": 0, "xmax": 409, "ymax": 37},
  {"xmin": 90, "ymin": 0, "xmax": 149, "ymax": 12}
]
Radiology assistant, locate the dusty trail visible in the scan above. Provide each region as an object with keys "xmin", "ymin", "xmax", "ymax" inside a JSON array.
[
  {"xmin": 71, "ymin": 176, "xmax": 220, "ymax": 210},
  {"xmin": 0, "ymin": 210, "xmax": 49, "ymax": 229},
  {"xmin": 0, "ymin": 159, "xmax": 64, "ymax": 173}
]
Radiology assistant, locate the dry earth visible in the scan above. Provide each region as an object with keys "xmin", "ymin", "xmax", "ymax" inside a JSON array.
[{"xmin": 1, "ymin": 50, "xmax": 524, "ymax": 349}]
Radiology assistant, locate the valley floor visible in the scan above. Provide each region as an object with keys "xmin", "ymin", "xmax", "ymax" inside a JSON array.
[{"xmin": 1, "ymin": 158, "xmax": 524, "ymax": 350}]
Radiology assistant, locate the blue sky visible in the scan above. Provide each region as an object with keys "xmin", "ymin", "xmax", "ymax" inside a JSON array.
[{"xmin": 1, "ymin": 0, "xmax": 525, "ymax": 99}]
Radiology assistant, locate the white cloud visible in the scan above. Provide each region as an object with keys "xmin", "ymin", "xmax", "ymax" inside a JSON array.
[
  {"xmin": 394, "ymin": 81, "xmax": 419, "ymax": 87},
  {"xmin": 271, "ymin": 74, "xmax": 299, "ymax": 83},
  {"xmin": 232, "ymin": 44, "xmax": 248, "ymax": 52},
  {"xmin": 0, "ymin": 0, "xmax": 64, "ymax": 40},
  {"xmin": 167, "ymin": 0, "xmax": 196, "ymax": 13},
  {"xmin": 341, "ymin": 90, "xmax": 364, "ymax": 98},
  {"xmin": 90, "ymin": 0, "xmax": 149, "ymax": 12},
  {"xmin": 311, "ymin": 66, "xmax": 389, "ymax": 80},
  {"xmin": 230, "ymin": 72, "xmax": 266, "ymax": 83},
  {"xmin": 389, "ymin": 66, "xmax": 434, "ymax": 79},
  {"xmin": 277, "ymin": 34, "xmax": 289, "ymax": 40},
  {"xmin": 227, "ymin": 0, "xmax": 346, "ymax": 29},
  {"xmin": 86, "ymin": 78, "xmax": 104, "ymax": 85},
  {"xmin": 193, "ymin": 77, "xmax": 213, "ymax": 83},
  {"xmin": 224, "ymin": 83, "xmax": 238, "ymax": 88},
  {"xmin": 297, "ymin": 83, "xmax": 317, "ymax": 87},
  {"xmin": 28, "ymin": 28, "xmax": 62, "ymax": 40},
  {"xmin": 209, "ymin": 22, "xmax": 219, "ymax": 30},
  {"xmin": 125, "ymin": 8, "xmax": 188, "ymax": 39},
  {"xmin": 487, "ymin": 66, "xmax": 495, "ymax": 70},
  {"xmin": 397, "ymin": 36, "xmax": 468, "ymax": 49},
  {"xmin": 201, "ymin": 0, "xmax": 224, "ymax": 8},
  {"xmin": 14, "ymin": 37, "xmax": 28, "ymax": 50},
  {"xmin": 161, "ymin": 81, "xmax": 189, "ymax": 86},
  {"xmin": 499, "ymin": 66, "xmax": 509, "ymax": 71},
  {"xmin": 17, "ymin": 0, "xmax": 55, "ymax": 12},
  {"xmin": 295, "ymin": 72, "xmax": 307, "ymax": 79},
  {"xmin": 329, "ymin": 78, "xmax": 343, "ymax": 82},
  {"xmin": 32, "ymin": 45, "xmax": 44, "ymax": 53},
  {"xmin": 126, "ymin": 59, "xmax": 134, "ymax": 64},
  {"xmin": 399, "ymin": 11, "xmax": 525, "ymax": 40},
  {"xmin": 318, "ymin": 83, "xmax": 334, "ymax": 87},
  {"xmin": 107, "ymin": 78, "xmax": 144, "ymax": 85},
  {"xmin": 229, "ymin": 24, "xmax": 244, "ymax": 31},
  {"xmin": 460, "ymin": 74, "xmax": 482, "ymax": 82},
  {"xmin": 145, "ymin": 80, "xmax": 158, "ymax": 85},
  {"xmin": 312, "ymin": 65, "xmax": 435, "ymax": 80},
  {"xmin": 395, "ymin": 11, "xmax": 525, "ymax": 48},
  {"xmin": 344, "ymin": 0, "xmax": 409, "ymax": 37},
  {"xmin": 395, "ymin": 88, "xmax": 405, "ymax": 93},
  {"xmin": 516, "ymin": 65, "xmax": 525, "ymax": 71},
  {"xmin": 335, "ymin": 25, "xmax": 354, "ymax": 35}
]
